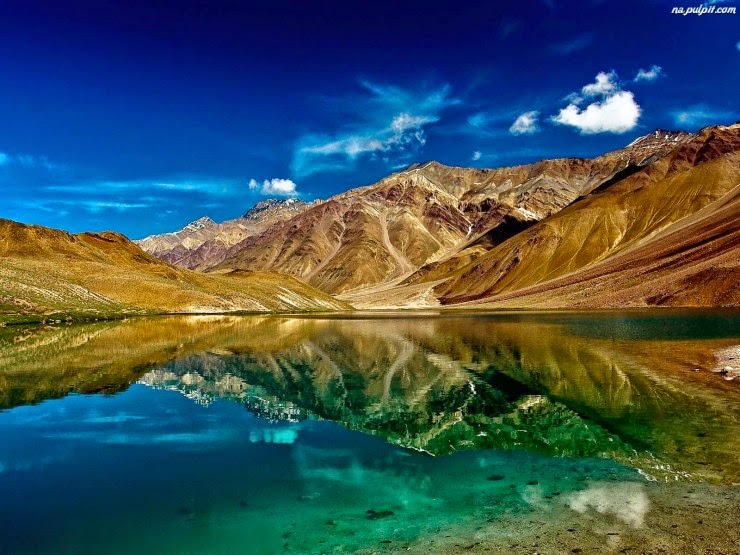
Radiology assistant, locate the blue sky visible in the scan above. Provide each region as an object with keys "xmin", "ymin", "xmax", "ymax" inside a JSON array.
[{"xmin": 0, "ymin": 0, "xmax": 738, "ymax": 238}]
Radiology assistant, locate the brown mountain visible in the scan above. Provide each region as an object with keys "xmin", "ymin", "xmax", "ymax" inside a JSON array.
[
  {"xmin": 210, "ymin": 129, "xmax": 691, "ymax": 294},
  {"xmin": 341, "ymin": 123, "xmax": 737, "ymax": 309},
  {"xmin": 428, "ymin": 123, "xmax": 740, "ymax": 308},
  {"xmin": 135, "ymin": 198, "xmax": 313, "ymax": 270},
  {"xmin": 0, "ymin": 218, "xmax": 350, "ymax": 323}
]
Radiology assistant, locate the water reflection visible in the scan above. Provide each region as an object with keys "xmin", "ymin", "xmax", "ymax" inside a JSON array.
[
  {"xmin": 1, "ymin": 312, "xmax": 738, "ymax": 483},
  {"xmin": 567, "ymin": 482, "xmax": 649, "ymax": 528}
]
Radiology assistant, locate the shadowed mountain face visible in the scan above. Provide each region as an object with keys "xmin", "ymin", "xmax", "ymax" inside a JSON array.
[
  {"xmin": 132, "ymin": 125, "xmax": 738, "ymax": 308},
  {"xmin": 340, "ymin": 124, "xmax": 740, "ymax": 308},
  {"xmin": 3, "ymin": 313, "xmax": 738, "ymax": 483},
  {"xmin": 194, "ymin": 130, "xmax": 693, "ymax": 294},
  {"xmin": 135, "ymin": 199, "xmax": 313, "ymax": 270},
  {"xmin": 432, "ymin": 125, "xmax": 740, "ymax": 308},
  {"xmin": 0, "ymin": 219, "xmax": 350, "ymax": 322}
]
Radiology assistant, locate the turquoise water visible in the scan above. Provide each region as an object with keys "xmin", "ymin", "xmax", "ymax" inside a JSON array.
[{"xmin": 0, "ymin": 311, "xmax": 738, "ymax": 553}]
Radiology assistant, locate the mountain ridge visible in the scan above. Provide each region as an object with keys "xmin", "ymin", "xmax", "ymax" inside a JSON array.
[
  {"xmin": 135, "ymin": 198, "xmax": 315, "ymax": 270},
  {"xmin": 25, "ymin": 123, "xmax": 738, "ymax": 314},
  {"xmin": 0, "ymin": 218, "xmax": 351, "ymax": 323},
  {"xmin": 205, "ymin": 125, "xmax": 706, "ymax": 296}
]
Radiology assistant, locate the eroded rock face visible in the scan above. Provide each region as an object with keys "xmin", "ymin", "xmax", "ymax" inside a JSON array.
[
  {"xmin": 434, "ymin": 124, "xmax": 740, "ymax": 308},
  {"xmin": 209, "ymin": 130, "xmax": 695, "ymax": 294},
  {"xmin": 135, "ymin": 198, "xmax": 313, "ymax": 270},
  {"xmin": 134, "ymin": 125, "xmax": 737, "ymax": 305}
]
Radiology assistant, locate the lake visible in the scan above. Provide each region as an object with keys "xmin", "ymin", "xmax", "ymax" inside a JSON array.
[{"xmin": 0, "ymin": 311, "xmax": 738, "ymax": 554}]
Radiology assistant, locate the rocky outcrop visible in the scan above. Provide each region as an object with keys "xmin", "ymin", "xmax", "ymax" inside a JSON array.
[
  {"xmin": 212, "ymin": 130, "xmax": 696, "ymax": 294},
  {"xmin": 434, "ymin": 124, "xmax": 740, "ymax": 308},
  {"xmin": 135, "ymin": 198, "xmax": 313, "ymax": 270}
]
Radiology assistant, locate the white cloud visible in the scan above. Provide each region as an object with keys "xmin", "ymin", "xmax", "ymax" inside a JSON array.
[
  {"xmin": 292, "ymin": 81, "xmax": 458, "ymax": 177},
  {"xmin": 581, "ymin": 71, "xmax": 618, "ymax": 96},
  {"xmin": 671, "ymin": 104, "xmax": 736, "ymax": 127},
  {"xmin": 553, "ymin": 91, "xmax": 640, "ymax": 134},
  {"xmin": 509, "ymin": 111, "xmax": 540, "ymax": 135},
  {"xmin": 249, "ymin": 178, "xmax": 299, "ymax": 197},
  {"xmin": 0, "ymin": 152, "xmax": 8, "ymax": 166},
  {"xmin": 633, "ymin": 65, "xmax": 663, "ymax": 82},
  {"xmin": 471, "ymin": 151, "xmax": 482, "ymax": 161},
  {"xmin": 552, "ymin": 71, "xmax": 641, "ymax": 134}
]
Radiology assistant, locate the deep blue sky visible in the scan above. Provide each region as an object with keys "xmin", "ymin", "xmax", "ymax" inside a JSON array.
[{"xmin": 1, "ymin": 0, "xmax": 737, "ymax": 238}]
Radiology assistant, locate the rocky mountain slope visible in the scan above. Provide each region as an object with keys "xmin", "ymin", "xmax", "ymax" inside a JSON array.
[
  {"xmin": 135, "ymin": 198, "xmax": 313, "ymax": 270},
  {"xmin": 134, "ymin": 123, "xmax": 737, "ymax": 309},
  {"xmin": 0, "ymin": 219, "xmax": 350, "ymax": 323},
  {"xmin": 430, "ymin": 124, "xmax": 740, "ymax": 308},
  {"xmin": 208, "ymin": 130, "xmax": 693, "ymax": 294}
]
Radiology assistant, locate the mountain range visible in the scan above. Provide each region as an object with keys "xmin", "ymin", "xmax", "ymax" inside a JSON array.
[
  {"xmin": 2, "ymin": 123, "xmax": 738, "ymax": 320},
  {"xmin": 135, "ymin": 198, "xmax": 314, "ymax": 270},
  {"xmin": 139, "ymin": 123, "xmax": 740, "ymax": 309},
  {"xmin": 0, "ymin": 218, "xmax": 349, "ymax": 323}
]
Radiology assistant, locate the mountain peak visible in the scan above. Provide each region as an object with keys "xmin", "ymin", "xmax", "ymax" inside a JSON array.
[
  {"xmin": 404, "ymin": 160, "xmax": 449, "ymax": 172},
  {"xmin": 626, "ymin": 129, "xmax": 691, "ymax": 149},
  {"xmin": 183, "ymin": 216, "xmax": 217, "ymax": 232},
  {"xmin": 243, "ymin": 198, "xmax": 307, "ymax": 220}
]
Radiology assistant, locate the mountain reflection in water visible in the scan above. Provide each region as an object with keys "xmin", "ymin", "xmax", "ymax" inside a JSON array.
[{"xmin": 1, "ymin": 311, "xmax": 738, "ymax": 483}]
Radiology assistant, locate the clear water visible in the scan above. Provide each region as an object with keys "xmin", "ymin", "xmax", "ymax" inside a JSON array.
[{"xmin": 0, "ymin": 311, "xmax": 738, "ymax": 554}]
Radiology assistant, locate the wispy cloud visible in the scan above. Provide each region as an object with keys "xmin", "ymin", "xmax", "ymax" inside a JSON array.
[
  {"xmin": 509, "ymin": 111, "xmax": 540, "ymax": 135},
  {"xmin": 459, "ymin": 111, "xmax": 524, "ymax": 138},
  {"xmin": 248, "ymin": 177, "xmax": 299, "ymax": 197},
  {"xmin": 291, "ymin": 80, "xmax": 459, "ymax": 177},
  {"xmin": 552, "ymin": 71, "xmax": 641, "ymax": 134},
  {"xmin": 24, "ymin": 199, "xmax": 152, "ymax": 214},
  {"xmin": 81, "ymin": 201, "xmax": 151, "ymax": 213},
  {"xmin": 0, "ymin": 149, "xmax": 254, "ymax": 227},
  {"xmin": 467, "ymin": 113, "xmax": 487, "ymax": 129},
  {"xmin": 633, "ymin": 65, "xmax": 663, "ymax": 82},
  {"xmin": 549, "ymin": 34, "xmax": 593, "ymax": 55},
  {"xmin": 671, "ymin": 104, "xmax": 736, "ymax": 128},
  {"xmin": 471, "ymin": 151, "xmax": 482, "ymax": 161},
  {"xmin": 46, "ymin": 177, "xmax": 240, "ymax": 197},
  {"xmin": 0, "ymin": 151, "xmax": 66, "ymax": 171}
]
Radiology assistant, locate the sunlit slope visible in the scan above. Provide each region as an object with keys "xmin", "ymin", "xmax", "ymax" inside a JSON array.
[
  {"xmin": 0, "ymin": 219, "xmax": 351, "ymax": 320},
  {"xmin": 212, "ymin": 131, "xmax": 687, "ymax": 294},
  {"xmin": 435, "ymin": 125, "xmax": 740, "ymax": 307}
]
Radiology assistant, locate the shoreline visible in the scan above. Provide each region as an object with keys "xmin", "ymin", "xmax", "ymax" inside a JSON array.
[{"xmin": 3, "ymin": 304, "xmax": 739, "ymax": 327}]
